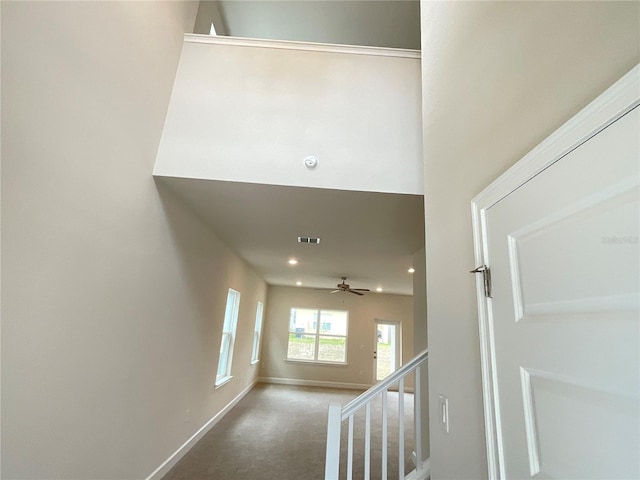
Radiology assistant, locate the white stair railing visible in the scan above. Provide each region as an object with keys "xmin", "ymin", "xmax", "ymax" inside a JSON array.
[{"xmin": 325, "ymin": 348, "xmax": 429, "ymax": 480}]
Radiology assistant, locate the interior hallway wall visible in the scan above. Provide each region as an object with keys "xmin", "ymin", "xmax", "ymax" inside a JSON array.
[
  {"xmin": 420, "ymin": 1, "xmax": 640, "ymax": 478},
  {"xmin": 2, "ymin": 2, "xmax": 265, "ymax": 478},
  {"xmin": 153, "ymin": 37, "xmax": 423, "ymax": 196}
]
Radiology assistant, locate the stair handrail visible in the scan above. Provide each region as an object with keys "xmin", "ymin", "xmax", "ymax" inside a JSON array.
[
  {"xmin": 325, "ymin": 348, "xmax": 430, "ymax": 480},
  {"xmin": 341, "ymin": 347, "xmax": 428, "ymax": 420}
]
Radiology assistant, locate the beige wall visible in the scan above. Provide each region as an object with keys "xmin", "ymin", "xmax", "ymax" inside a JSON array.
[
  {"xmin": 260, "ymin": 286, "xmax": 414, "ymax": 387},
  {"xmin": 1, "ymin": 2, "xmax": 267, "ymax": 479},
  {"xmin": 154, "ymin": 37, "xmax": 423, "ymax": 195},
  {"xmin": 420, "ymin": 1, "xmax": 640, "ymax": 479}
]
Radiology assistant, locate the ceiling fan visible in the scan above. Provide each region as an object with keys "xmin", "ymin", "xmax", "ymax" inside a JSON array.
[{"xmin": 330, "ymin": 277, "xmax": 370, "ymax": 296}]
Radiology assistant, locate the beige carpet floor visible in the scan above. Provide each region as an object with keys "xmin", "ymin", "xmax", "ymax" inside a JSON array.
[{"xmin": 162, "ymin": 383, "xmax": 416, "ymax": 480}]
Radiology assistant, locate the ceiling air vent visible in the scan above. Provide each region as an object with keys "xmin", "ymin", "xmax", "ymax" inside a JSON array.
[{"xmin": 298, "ymin": 236, "xmax": 321, "ymax": 245}]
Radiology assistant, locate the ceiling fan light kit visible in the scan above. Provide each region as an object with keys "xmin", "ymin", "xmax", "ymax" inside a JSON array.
[{"xmin": 330, "ymin": 276, "xmax": 370, "ymax": 296}]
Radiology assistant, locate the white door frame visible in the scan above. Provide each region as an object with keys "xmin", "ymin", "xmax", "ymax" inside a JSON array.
[
  {"xmin": 470, "ymin": 64, "xmax": 640, "ymax": 479},
  {"xmin": 373, "ymin": 318, "xmax": 401, "ymax": 383}
]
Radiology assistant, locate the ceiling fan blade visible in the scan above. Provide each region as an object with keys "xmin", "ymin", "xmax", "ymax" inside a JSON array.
[
  {"xmin": 353, "ymin": 288, "xmax": 370, "ymax": 292},
  {"xmin": 330, "ymin": 289, "xmax": 341, "ymax": 294},
  {"xmin": 348, "ymin": 290, "xmax": 364, "ymax": 296}
]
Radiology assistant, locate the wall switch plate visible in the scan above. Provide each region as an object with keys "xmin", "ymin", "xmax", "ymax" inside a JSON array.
[{"xmin": 438, "ymin": 394, "xmax": 449, "ymax": 433}]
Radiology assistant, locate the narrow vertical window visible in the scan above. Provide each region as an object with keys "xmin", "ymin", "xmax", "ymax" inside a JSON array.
[
  {"xmin": 216, "ymin": 288, "xmax": 240, "ymax": 386},
  {"xmin": 251, "ymin": 301, "xmax": 264, "ymax": 364}
]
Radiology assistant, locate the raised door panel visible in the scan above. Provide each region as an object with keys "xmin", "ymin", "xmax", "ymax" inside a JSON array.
[{"xmin": 485, "ymin": 106, "xmax": 639, "ymax": 479}]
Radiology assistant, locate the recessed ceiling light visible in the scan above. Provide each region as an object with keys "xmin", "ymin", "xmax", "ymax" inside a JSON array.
[
  {"xmin": 296, "ymin": 281, "xmax": 302, "ymax": 286},
  {"xmin": 376, "ymin": 287, "xmax": 383, "ymax": 292},
  {"xmin": 408, "ymin": 267, "xmax": 415, "ymax": 273},
  {"xmin": 288, "ymin": 258, "xmax": 298, "ymax": 265}
]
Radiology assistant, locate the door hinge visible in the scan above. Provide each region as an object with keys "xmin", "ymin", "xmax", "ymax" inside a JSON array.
[{"xmin": 470, "ymin": 265, "xmax": 492, "ymax": 298}]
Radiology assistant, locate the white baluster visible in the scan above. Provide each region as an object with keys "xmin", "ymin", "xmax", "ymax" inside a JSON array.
[
  {"xmin": 382, "ymin": 390, "xmax": 388, "ymax": 480},
  {"xmin": 347, "ymin": 415, "xmax": 354, "ymax": 480},
  {"xmin": 415, "ymin": 365, "xmax": 423, "ymax": 470},
  {"xmin": 365, "ymin": 402, "xmax": 371, "ymax": 480},
  {"xmin": 324, "ymin": 349, "xmax": 429, "ymax": 480},
  {"xmin": 399, "ymin": 378, "xmax": 405, "ymax": 479}
]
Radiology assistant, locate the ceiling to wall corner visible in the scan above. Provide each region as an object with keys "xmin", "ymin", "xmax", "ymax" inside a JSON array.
[{"xmin": 194, "ymin": 0, "xmax": 421, "ymax": 50}]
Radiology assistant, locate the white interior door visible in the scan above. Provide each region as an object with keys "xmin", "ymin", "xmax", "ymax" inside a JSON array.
[
  {"xmin": 476, "ymin": 94, "xmax": 639, "ymax": 476},
  {"xmin": 374, "ymin": 319, "xmax": 400, "ymax": 382}
]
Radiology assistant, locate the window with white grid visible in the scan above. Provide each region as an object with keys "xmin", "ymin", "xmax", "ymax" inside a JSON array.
[{"xmin": 216, "ymin": 288, "xmax": 240, "ymax": 386}]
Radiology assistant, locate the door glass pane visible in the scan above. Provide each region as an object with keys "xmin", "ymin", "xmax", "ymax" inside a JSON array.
[
  {"xmin": 318, "ymin": 336, "xmax": 346, "ymax": 363},
  {"xmin": 376, "ymin": 324, "xmax": 397, "ymax": 381}
]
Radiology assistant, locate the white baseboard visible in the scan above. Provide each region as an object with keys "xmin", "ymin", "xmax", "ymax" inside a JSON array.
[
  {"xmin": 259, "ymin": 376, "xmax": 415, "ymax": 393},
  {"xmin": 145, "ymin": 380, "xmax": 257, "ymax": 480},
  {"xmin": 258, "ymin": 376, "xmax": 371, "ymax": 391}
]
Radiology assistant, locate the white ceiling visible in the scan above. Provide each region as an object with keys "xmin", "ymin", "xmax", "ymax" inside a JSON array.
[
  {"xmin": 182, "ymin": 0, "xmax": 424, "ymax": 296},
  {"xmin": 158, "ymin": 177, "xmax": 424, "ymax": 295},
  {"xmin": 195, "ymin": 0, "xmax": 421, "ymax": 50}
]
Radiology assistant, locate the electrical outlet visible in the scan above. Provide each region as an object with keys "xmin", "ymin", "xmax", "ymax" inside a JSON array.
[{"xmin": 438, "ymin": 394, "xmax": 449, "ymax": 433}]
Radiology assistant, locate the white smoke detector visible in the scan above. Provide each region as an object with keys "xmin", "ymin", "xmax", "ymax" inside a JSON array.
[{"xmin": 303, "ymin": 155, "xmax": 319, "ymax": 169}]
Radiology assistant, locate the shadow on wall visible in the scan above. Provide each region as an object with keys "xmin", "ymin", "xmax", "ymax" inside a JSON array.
[{"xmin": 154, "ymin": 177, "xmax": 228, "ymax": 328}]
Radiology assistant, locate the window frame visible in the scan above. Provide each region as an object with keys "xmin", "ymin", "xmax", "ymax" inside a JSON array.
[
  {"xmin": 216, "ymin": 288, "xmax": 241, "ymax": 387},
  {"xmin": 286, "ymin": 307, "xmax": 349, "ymax": 365},
  {"xmin": 250, "ymin": 301, "xmax": 264, "ymax": 364}
]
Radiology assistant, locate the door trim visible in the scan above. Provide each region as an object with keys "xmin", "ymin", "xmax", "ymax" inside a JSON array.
[{"xmin": 470, "ymin": 63, "xmax": 639, "ymax": 480}]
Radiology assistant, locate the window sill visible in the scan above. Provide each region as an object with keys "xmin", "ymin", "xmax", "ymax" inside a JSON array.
[
  {"xmin": 285, "ymin": 359, "xmax": 348, "ymax": 367},
  {"xmin": 250, "ymin": 359, "xmax": 260, "ymax": 365},
  {"xmin": 215, "ymin": 375, "xmax": 233, "ymax": 389}
]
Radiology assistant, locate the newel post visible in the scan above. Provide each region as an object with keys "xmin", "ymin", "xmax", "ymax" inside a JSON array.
[{"xmin": 325, "ymin": 402, "xmax": 342, "ymax": 480}]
